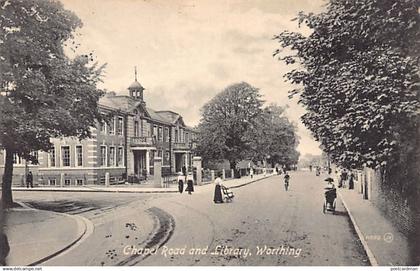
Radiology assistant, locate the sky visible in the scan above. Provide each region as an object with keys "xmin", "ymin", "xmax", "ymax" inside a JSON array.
[{"xmin": 61, "ymin": 0, "xmax": 326, "ymax": 156}]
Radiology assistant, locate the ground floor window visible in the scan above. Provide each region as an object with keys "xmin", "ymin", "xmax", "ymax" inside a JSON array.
[
  {"xmin": 109, "ymin": 146, "xmax": 116, "ymax": 166},
  {"xmin": 49, "ymin": 179, "xmax": 56, "ymax": 186},
  {"xmin": 77, "ymin": 179, "xmax": 83, "ymax": 186},
  {"xmin": 117, "ymin": 147, "xmax": 124, "ymax": 166},
  {"xmin": 100, "ymin": 146, "xmax": 107, "ymax": 167},
  {"xmin": 65, "ymin": 179, "xmax": 71, "ymax": 186}
]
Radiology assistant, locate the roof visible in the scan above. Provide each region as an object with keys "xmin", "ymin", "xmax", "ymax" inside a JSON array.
[
  {"xmin": 155, "ymin": 111, "xmax": 180, "ymax": 124},
  {"xmin": 99, "ymin": 94, "xmax": 172, "ymax": 125},
  {"xmin": 128, "ymin": 80, "xmax": 144, "ymax": 90}
]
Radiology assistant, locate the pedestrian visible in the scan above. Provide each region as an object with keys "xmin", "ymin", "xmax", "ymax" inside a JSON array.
[
  {"xmin": 177, "ymin": 172, "xmax": 184, "ymax": 194},
  {"xmin": 250, "ymin": 167, "xmax": 254, "ymax": 179},
  {"xmin": 26, "ymin": 171, "xmax": 33, "ymax": 188},
  {"xmin": 309, "ymin": 165, "xmax": 313, "ymax": 172},
  {"xmin": 213, "ymin": 173, "xmax": 223, "ymax": 204},
  {"xmin": 185, "ymin": 172, "xmax": 194, "ymax": 195},
  {"xmin": 349, "ymin": 172, "xmax": 355, "ymax": 190}
]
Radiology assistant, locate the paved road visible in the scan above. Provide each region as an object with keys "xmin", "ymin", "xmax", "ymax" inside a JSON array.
[{"xmin": 13, "ymin": 171, "xmax": 369, "ymax": 266}]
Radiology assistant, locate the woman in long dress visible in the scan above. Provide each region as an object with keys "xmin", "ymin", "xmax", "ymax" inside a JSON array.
[
  {"xmin": 177, "ymin": 172, "xmax": 184, "ymax": 193},
  {"xmin": 214, "ymin": 174, "xmax": 223, "ymax": 203},
  {"xmin": 185, "ymin": 173, "xmax": 194, "ymax": 195}
]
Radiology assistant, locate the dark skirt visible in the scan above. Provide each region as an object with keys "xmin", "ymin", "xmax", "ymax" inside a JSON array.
[
  {"xmin": 178, "ymin": 180, "xmax": 184, "ymax": 193},
  {"xmin": 214, "ymin": 184, "xmax": 223, "ymax": 203},
  {"xmin": 185, "ymin": 180, "xmax": 194, "ymax": 192}
]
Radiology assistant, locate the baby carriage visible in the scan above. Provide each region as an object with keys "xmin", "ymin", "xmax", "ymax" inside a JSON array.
[
  {"xmin": 221, "ymin": 185, "xmax": 234, "ymax": 202},
  {"xmin": 323, "ymin": 183, "xmax": 337, "ymax": 214}
]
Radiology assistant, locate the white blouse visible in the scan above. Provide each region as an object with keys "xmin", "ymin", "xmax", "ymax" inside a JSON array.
[{"xmin": 214, "ymin": 177, "xmax": 223, "ymax": 186}]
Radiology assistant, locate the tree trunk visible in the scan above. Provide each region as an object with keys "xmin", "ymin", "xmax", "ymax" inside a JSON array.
[{"xmin": 1, "ymin": 149, "xmax": 14, "ymax": 208}]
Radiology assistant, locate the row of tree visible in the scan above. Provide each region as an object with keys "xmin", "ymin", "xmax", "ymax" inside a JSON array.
[{"xmin": 195, "ymin": 82, "xmax": 299, "ymax": 170}]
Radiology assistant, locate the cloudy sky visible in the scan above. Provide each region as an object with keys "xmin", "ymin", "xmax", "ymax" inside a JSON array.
[{"xmin": 61, "ymin": 0, "xmax": 326, "ymax": 155}]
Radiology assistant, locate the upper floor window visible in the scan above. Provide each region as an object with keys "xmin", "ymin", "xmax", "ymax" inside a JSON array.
[
  {"xmin": 165, "ymin": 127, "xmax": 170, "ymax": 142},
  {"xmin": 109, "ymin": 118, "xmax": 115, "ymax": 135},
  {"xmin": 134, "ymin": 120, "xmax": 139, "ymax": 137},
  {"xmin": 76, "ymin": 145, "xmax": 83, "ymax": 167},
  {"xmin": 186, "ymin": 132, "xmax": 189, "ymax": 143},
  {"xmin": 158, "ymin": 127, "xmax": 163, "ymax": 142},
  {"xmin": 175, "ymin": 129, "xmax": 178, "ymax": 143},
  {"xmin": 117, "ymin": 117, "xmax": 124, "ymax": 136},
  {"xmin": 61, "ymin": 146, "xmax": 70, "ymax": 167},
  {"xmin": 12, "ymin": 153, "xmax": 23, "ymax": 165},
  {"xmin": 49, "ymin": 148, "xmax": 56, "ymax": 167},
  {"xmin": 100, "ymin": 121, "xmax": 106, "ymax": 133}
]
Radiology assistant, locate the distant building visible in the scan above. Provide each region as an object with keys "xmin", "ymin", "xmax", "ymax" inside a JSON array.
[{"xmin": 0, "ymin": 70, "xmax": 196, "ymax": 186}]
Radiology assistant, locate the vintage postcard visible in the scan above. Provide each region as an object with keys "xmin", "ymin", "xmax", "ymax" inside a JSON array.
[{"xmin": 0, "ymin": 0, "xmax": 419, "ymax": 269}]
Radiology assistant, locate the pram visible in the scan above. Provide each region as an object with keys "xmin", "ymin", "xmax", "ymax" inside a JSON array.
[
  {"xmin": 323, "ymin": 186, "xmax": 337, "ymax": 214},
  {"xmin": 221, "ymin": 185, "xmax": 234, "ymax": 202}
]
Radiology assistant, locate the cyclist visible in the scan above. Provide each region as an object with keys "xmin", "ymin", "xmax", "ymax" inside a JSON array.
[{"xmin": 284, "ymin": 172, "xmax": 290, "ymax": 191}]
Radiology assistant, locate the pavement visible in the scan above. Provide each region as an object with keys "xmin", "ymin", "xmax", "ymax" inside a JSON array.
[
  {"xmin": 12, "ymin": 172, "xmax": 275, "ymax": 194},
  {"xmin": 337, "ymin": 185, "xmax": 410, "ymax": 266},
  {"xmin": 4, "ymin": 204, "xmax": 90, "ymax": 266}
]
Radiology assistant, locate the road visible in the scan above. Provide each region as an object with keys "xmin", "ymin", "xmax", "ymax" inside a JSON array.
[{"xmin": 13, "ymin": 171, "xmax": 369, "ymax": 266}]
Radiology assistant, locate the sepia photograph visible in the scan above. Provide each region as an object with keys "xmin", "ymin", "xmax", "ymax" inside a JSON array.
[{"xmin": 0, "ymin": 0, "xmax": 419, "ymax": 269}]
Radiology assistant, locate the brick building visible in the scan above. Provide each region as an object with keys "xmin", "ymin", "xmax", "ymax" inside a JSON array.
[{"xmin": 0, "ymin": 73, "xmax": 196, "ymax": 186}]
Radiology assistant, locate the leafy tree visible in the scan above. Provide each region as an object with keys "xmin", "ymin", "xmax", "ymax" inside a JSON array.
[
  {"xmin": 0, "ymin": 0, "xmax": 105, "ymax": 207},
  {"xmin": 250, "ymin": 104, "xmax": 300, "ymax": 167},
  {"xmin": 274, "ymin": 0, "xmax": 419, "ymax": 169},
  {"xmin": 196, "ymin": 82, "xmax": 263, "ymax": 169}
]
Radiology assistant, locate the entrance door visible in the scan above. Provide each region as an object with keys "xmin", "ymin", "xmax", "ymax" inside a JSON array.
[{"xmin": 175, "ymin": 153, "xmax": 184, "ymax": 173}]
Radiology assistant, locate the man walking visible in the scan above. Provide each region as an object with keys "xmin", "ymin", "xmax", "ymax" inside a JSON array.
[{"xmin": 26, "ymin": 171, "xmax": 33, "ymax": 188}]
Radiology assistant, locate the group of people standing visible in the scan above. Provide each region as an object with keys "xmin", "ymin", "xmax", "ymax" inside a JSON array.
[{"xmin": 177, "ymin": 165, "xmax": 194, "ymax": 195}]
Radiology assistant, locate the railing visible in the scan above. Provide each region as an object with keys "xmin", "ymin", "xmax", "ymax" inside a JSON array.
[{"xmin": 130, "ymin": 136, "xmax": 156, "ymax": 147}]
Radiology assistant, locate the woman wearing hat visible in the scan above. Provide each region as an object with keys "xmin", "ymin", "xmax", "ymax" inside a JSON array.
[{"xmin": 177, "ymin": 172, "xmax": 184, "ymax": 193}]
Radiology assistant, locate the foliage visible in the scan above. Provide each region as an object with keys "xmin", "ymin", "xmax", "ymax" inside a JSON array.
[
  {"xmin": 196, "ymin": 82, "xmax": 263, "ymax": 169},
  {"xmin": 249, "ymin": 104, "xmax": 300, "ymax": 167},
  {"xmin": 0, "ymin": 0, "xmax": 105, "ymax": 206},
  {"xmin": 274, "ymin": 0, "xmax": 419, "ymax": 169},
  {"xmin": 196, "ymin": 82, "xmax": 300, "ymax": 169}
]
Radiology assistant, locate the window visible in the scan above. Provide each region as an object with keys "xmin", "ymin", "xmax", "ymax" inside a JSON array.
[
  {"xmin": 134, "ymin": 120, "xmax": 139, "ymax": 137},
  {"xmin": 100, "ymin": 146, "xmax": 107, "ymax": 167},
  {"xmin": 117, "ymin": 147, "xmax": 124, "ymax": 167},
  {"xmin": 165, "ymin": 127, "xmax": 170, "ymax": 142},
  {"xmin": 117, "ymin": 117, "xmax": 124, "ymax": 135},
  {"xmin": 49, "ymin": 148, "xmax": 55, "ymax": 167},
  {"xmin": 61, "ymin": 146, "xmax": 70, "ymax": 167},
  {"xmin": 186, "ymin": 132, "xmax": 189, "ymax": 143},
  {"xmin": 49, "ymin": 179, "xmax": 56, "ymax": 186},
  {"xmin": 175, "ymin": 130, "xmax": 178, "ymax": 143},
  {"xmin": 13, "ymin": 153, "xmax": 23, "ymax": 165},
  {"xmin": 65, "ymin": 179, "xmax": 71, "ymax": 186},
  {"xmin": 76, "ymin": 145, "xmax": 83, "ymax": 167},
  {"xmin": 158, "ymin": 127, "xmax": 163, "ymax": 142},
  {"xmin": 30, "ymin": 151, "xmax": 38, "ymax": 164},
  {"xmin": 100, "ymin": 121, "xmax": 106, "ymax": 133},
  {"xmin": 153, "ymin": 125, "xmax": 158, "ymax": 137},
  {"xmin": 109, "ymin": 146, "xmax": 115, "ymax": 166},
  {"xmin": 76, "ymin": 179, "xmax": 83, "ymax": 186},
  {"xmin": 165, "ymin": 151, "xmax": 170, "ymax": 164},
  {"xmin": 158, "ymin": 150, "xmax": 162, "ymax": 158},
  {"xmin": 109, "ymin": 118, "xmax": 115, "ymax": 135}
]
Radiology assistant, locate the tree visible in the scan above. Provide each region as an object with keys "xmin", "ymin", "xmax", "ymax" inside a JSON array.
[
  {"xmin": 250, "ymin": 104, "xmax": 300, "ymax": 167},
  {"xmin": 274, "ymin": 0, "xmax": 419, "ymax": 169},
  {"xmin": 196, "ymin": 82, "xmax": 263, "ymax": 169},
  {"xmin": 0, "ymin": 0, "xmax": 105, "ymax": 207}
]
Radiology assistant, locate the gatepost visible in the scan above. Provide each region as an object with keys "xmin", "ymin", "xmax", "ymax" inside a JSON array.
[
  {"xmin": 222, "ymin": 169, "xmax": 226, "ymax": 180},
  {"xmin": 105, "ymin": 172, "xmax": 110, "ymax": 187},
  {"xmin": 153, "ymin": 157, "xmax": 163, "ymax": 188},
  {"xmin": 231, "ymin": 169, "xmax": 234, "ymax": 179},
  {"xmin": 210, "ymin": 170, "xmax": 215, "ymax": 183},
  {"xmin": 193, "ymin": 156, "xmax": 202, "ymax": 185},
  {"xmin": 60, "ymin": 173, "xmax": 65, "ymax": 187}
]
